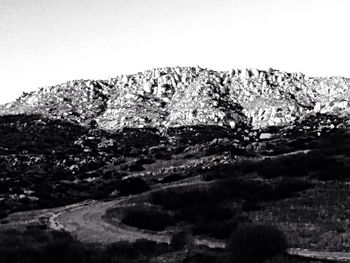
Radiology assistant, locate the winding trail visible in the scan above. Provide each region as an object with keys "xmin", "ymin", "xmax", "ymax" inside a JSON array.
[
  {"xmin": 55, "ymin": 199, "xmax": 171, "ymax": 244},
  {"xmin": 53, "ymin": 179, "xmax": 215, "ymax": 245}
]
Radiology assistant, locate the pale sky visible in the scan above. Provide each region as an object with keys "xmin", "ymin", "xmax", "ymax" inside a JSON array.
[{"xmin": 1, "ymin": 0, "xmax": 349, "ymax": 104}]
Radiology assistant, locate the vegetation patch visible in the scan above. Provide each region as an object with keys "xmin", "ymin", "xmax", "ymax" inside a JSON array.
[
  {"xmin": 248, "ymin": 180, "xmax": 350, "ymax": 251},
  {"xmin": 118, "ymin": 177, "xmax": 150, "ymax": 196},
  {"xmin": 0, "ymin": 227, "xmax": 172, "ymax": 263},
  {"xmin": 121, "ymin": 208, "xmax": 174, "ymax": 231},
  {"xmin": 150, "ymin": 177, "xmax": 312, "ymax": 239},
  {"xmin": 227, "ymin": 224, "xmax": 288, "ymax": 263}
]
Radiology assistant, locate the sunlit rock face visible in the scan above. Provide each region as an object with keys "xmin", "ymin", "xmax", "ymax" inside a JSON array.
[{"xmin": 1, "ymin": 66, "xmax": 350, "ymax": 130}]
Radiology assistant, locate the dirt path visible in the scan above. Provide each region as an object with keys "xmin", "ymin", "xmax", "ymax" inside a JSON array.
[
  {"xmin": 53, "ymin": 179, "xmax": 214, "ymax": 245},
  {"xmin": 55, "ymin": 198, "xmax": 171, "ymax": 244}
]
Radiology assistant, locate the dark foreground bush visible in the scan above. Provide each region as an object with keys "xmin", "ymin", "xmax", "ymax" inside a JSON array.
[
  {"xmin": 0, "ymin": 228, "xmax": 171, "ymax": 263},
  {"xmin": 227, "ymin": 224, "xmax": 288, "ymax": 263}
]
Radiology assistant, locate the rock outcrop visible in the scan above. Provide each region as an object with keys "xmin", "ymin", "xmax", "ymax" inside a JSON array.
[{"xmin": 1, "ymin": 66, "xmax": 350, "ymax": 130}]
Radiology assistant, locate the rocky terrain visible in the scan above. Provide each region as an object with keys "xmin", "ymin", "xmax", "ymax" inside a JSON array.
[
  {"xmin": 1, "ymin": 67, "xmax": 350, "ymax": 130},
  {"xmin": 1, "ymin": 67, "xmax": 350, "ymax": 263}
]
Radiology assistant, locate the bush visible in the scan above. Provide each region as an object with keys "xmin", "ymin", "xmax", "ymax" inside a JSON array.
[
  {"xmin": 201, "ymin": 164, "xmax": 240, "ymax": 181},
  {"xmin": 227, "ymin": 224, "xmax": 288, "ymax": 263},
  {"xmin": 105, "ymin": 241, "xmax": 139, "ymax": 259},
  {"xmin": 160, "ymin": 173, "xmax": 183, "ymax": 183},
  {"xmin": 174, "ymin": 203, "xmax": 233, "ymax": 223},
  {"xmin": 170, "ymin": 230, "xmax": 194, "ymax": 250},
  {"xmin": 61, "ymin": 242, "xmax": 90, "ymax": 263},
  {"xmin": 198, "ymin": 215, "xmax": 251, "ymax": 240},
  {"xmin": 263, "ymin": 255, "xmax": 308, "ymax": 263},
  {"xmin": 132, "ymin": 239, "xmax": 171, "ymax": 255},
  {"xmin": 0, "ymin": 228, "xmax": 170, "ymax": 263},
  {"xmin": 271, "ymin": 178, "xmax": 311, "ymax": 199},
  {"xmin": 193, "ymin": 219, "xmax": 242, "ymax": 239},
  {"xmin": 0, "ymin": 210, "xmax": 8, "ymax": 219},
  {"xmin": 151, "ymin": 188, "xmax": 213, "ymax": 210},
  {"xmin": 121, "ymin": 209, "xmax": 174, "ymax": 231},
  {"xmin": 105, "ymin": 239, "xmax": 171, "ymax": 262},
  {"xmin": 182, "ymin": 251, "xmax": 224, "ymax": 263},
  {"xmin": 118, "ymin": 177, "xmax": 150, "ymax": 195},
  {"xmin": 125, "ymin": 163, "xmax": 144, "ymax": 172}
]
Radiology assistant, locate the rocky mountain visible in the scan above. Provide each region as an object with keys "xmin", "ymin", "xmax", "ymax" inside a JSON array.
[{"xmin": 1, "ymin": 67, "xmax": 350, "ymax": 130}]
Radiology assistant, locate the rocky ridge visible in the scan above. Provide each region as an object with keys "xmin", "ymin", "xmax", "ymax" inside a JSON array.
[{"xmin": 1, "ymin": 67, "xmax": 350, "ymax": 130}]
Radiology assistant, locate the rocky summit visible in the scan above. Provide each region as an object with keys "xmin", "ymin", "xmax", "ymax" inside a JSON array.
[{"xmin": 1, "ymin": 66, "xmax": 350, "ymax": 130}]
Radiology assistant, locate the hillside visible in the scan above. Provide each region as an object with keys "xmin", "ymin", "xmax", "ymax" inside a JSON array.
[{"xmin": 1, "ymin": 67, "xmax": 350, "ymax": 130}]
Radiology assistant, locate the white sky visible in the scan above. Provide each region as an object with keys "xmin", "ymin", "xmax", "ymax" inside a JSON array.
[{"xmin": 0, "ymin": 0, "xmax": 350, "ymax": 104}]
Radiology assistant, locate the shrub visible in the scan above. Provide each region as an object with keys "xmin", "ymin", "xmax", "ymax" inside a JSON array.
[
  {"xmin": 105, "ymin": 240, "xmax": 171, "ymax": 262},
  {"xmin": 192, "ymin": 214, "xmax": 251, "ymax": 240},
  {"xmin": 182, "ymin": 251, "xmax": 224, "ymax": 263},
  {"xmin": 174, "ymin": 203, "xmax": 233, "ymax": 223},
  {"xmin": 61, "ymin": 242, "xmax": 90, "ymax": 263},
  {"xmin": 126, "ymin": 163, "xmax": 145, "ymax": 172},
  {"xmin": 213, "ymin": 178, "xmax": 272, "ymax": 202},
  {"xmin": 151, "ymin": 188, "xmax": 213, "ymax": 210},
  {"xmin": 271, "ymin": 178, "xmax": 311, "ymax": 199},
  {"xmin": 201, "ymin": 164, "xmax": 240, "ymax": 181},
  {"xmin": 256, "ymin": 153, "xmax": 320, "ymax": 178},
  {"xmin": 0, "ymin": 228, "xmax": 171, "ymax": 263},
  {"xmin": 241, "ymin": 200, "xmax": 262, "ymax": 211},
  {"xmin": 193, "ymin": 219, "xmax": 236, "ymax": 240},
  {"xmin": 153, "ymin": 150, "xmax": 172, "ymax": 160},
  {"xmin": 263, "ymin": 255, "xmax": 307, "ymax": 263},
  {"xmin": 41, "ymin": 235, "xmax": 74, "ymax": 263},
  {"xmin": 106, "ymin": 241, "xmax": 138, "ymax": 259},
  {"xmin": 135, "ymin": 158, "xmax": 155, "ymax": 165},
  {"xmin": 121, "ymin": 209, "xmax": 174, "ymax": 231},
  {"xmin": 227, "ymin": 224, "xmax": 288, "ymax": 263},
  {"xmin": 160, "ymin": 173, "xmax": 183, "ymax": 183},
  {"xmin": 118, "ymin": 177, "xmax": 150, "ymax": 195},
  {"xmin": 0, "ymin": 210, "xmax": 8, "ymax": 219},
  {"xmin": 132, "ymin": 239, "xmax": 171, "ymax": 255},
  {"xmin": 170, "ymin": 230, "xmax": 194, "ymax": 251}
]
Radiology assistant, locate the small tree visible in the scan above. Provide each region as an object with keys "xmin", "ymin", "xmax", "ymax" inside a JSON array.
[{"xmin": 227, "ymin": 224, "xmax": 288, "ymax": 263}]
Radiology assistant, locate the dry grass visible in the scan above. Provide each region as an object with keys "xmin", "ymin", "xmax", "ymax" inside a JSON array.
[{"xmin": 249, "ymin": 181, "xmax": 350, "ymax": 251}]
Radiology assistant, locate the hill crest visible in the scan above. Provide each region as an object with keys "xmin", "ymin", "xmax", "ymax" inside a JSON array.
[{"xmin": 1, "ymin": 66, "xmax": 350, "ymax": 130}]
